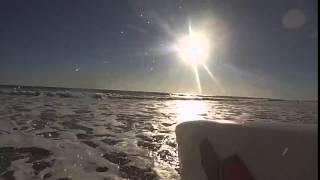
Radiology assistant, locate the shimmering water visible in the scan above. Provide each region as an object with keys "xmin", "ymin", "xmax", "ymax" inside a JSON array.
[{"xmin": 0, "ymin": 86, "xmax": 317, "ymax": 180}]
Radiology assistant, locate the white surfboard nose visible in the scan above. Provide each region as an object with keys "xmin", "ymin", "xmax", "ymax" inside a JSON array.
[{"xmin": 175, "ymin": 120, "xmax": 317, "ymax": 180}]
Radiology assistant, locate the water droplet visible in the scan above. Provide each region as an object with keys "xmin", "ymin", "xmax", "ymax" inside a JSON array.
[{"xmin": 282, "ymin": 147, "xmax": 289, "ymax": 156}]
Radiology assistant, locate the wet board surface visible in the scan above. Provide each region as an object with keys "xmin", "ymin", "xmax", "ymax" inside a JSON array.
[{"xmin": 175, "ymin": 120, "xmax": 317, "ymax": 180}]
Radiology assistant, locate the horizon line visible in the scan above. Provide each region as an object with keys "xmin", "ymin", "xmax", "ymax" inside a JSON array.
[{"xmin": 0, "ymin": 83, "xmax": 316, "ymax": 102}]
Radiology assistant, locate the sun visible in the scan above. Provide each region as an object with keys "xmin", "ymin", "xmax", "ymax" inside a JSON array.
[
  {"xmin": 174, "ymin": 30, "xmax": 210, "ymax": 65},
  {"xmin": 173, "ymin": 25, "xmax": 211, "ymax": 94},
  {"xmin": 172, "ymin": 23, "xmax": 221, "ymax": 94}
]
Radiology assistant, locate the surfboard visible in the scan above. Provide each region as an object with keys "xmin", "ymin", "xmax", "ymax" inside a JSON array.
[{"xmin": 175, "ymin": 120, "xmax": 317, "ymax": 180}]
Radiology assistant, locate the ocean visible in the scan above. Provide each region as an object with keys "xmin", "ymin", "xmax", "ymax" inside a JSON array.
[{"xmin": 0, "ymin": 85, "xmax": 317, "ymax": 180}]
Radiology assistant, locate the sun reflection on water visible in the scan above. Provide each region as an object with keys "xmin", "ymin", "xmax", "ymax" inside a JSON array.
[
  {"xmin": 175, "ymin": 100, "xmax": 209, "ymax": 123},
  {"xmin": 160, "ymin": 97, "xmax": 239, "ymax": 124}
]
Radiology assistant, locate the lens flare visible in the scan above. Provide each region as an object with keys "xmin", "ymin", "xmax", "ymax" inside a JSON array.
[
  {"xmin": 173, "ymin": 22, "xmax": 223, "ymax": 94},
  {"xmin": 175, "ymin": 31, "xmax": 210, "ymax": 65}
]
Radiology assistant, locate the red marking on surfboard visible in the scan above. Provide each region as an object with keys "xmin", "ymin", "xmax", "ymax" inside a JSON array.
[
  {"xmin": 200, "ymin": 138, "xmax": 254, "ymax": 180},
  {"xmin": 222, "ymin": 155, "xmax": 254, "ymax": 180}
]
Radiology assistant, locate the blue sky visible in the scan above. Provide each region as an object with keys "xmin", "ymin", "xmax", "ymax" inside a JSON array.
[{"xmin": 0, "ymin": 0, "xmax": 317, "ymax": 100}]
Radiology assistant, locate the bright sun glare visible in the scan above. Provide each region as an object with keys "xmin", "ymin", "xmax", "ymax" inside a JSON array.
[
  {"xmin": 173, "ymin": 23, "xmax": 213, "ymax": 94},
  {"xmin": 175, "ymin": 31, "xmax": 210, "ymax": 65}
]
